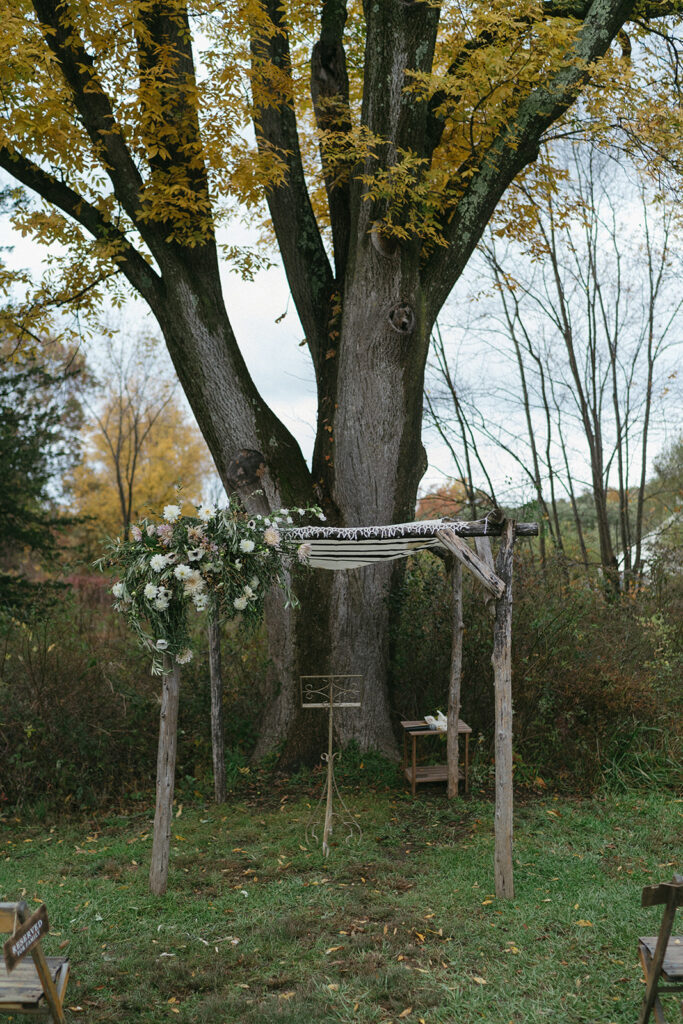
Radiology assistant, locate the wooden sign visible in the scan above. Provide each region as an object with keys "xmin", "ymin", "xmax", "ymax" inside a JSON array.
[{"xmin": 3, "ymin": 904, "xmax": 49, "ymax": 972}]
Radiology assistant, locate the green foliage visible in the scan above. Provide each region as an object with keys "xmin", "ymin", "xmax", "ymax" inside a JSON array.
[
  {"xmin": 0, "ymin": 588, "xmax": 270, "ymax": 811},
  {"xmin": 390, "ymin": 549, "xmax": 683, "ymax": 792},
  {"xmin": 0, "ymin": 351, "xmax": 80, "ymax": 614}
]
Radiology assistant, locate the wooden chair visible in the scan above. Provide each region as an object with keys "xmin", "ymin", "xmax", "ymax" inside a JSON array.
[
  {"xmin": 638, "ymin": 875, "xmax": 683, "ymax": 1024},
  {"xmin": 0, "ymin": 901, "xmax": 69, "ymax": 1023}
]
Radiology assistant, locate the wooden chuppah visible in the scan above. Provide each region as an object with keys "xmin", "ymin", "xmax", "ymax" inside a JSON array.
[{"xmin": 294, "ymin": 512, "xmax": 537, "ymax": 900}]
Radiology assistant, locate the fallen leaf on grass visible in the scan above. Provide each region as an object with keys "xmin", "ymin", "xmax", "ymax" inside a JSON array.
[
  {"xmin": 327, "ymin": 983, "xmax": 339, "ymax": 991},
  {"xmin": 575, "ymin": 920, "xmax": 593, "ymax": 927},
  {"xmin": 279, "ymin": 991, "xmax": 295, "ymax": 1001},
  {"xmin": 472, "ymin": 976, "xmax": 487, "ymax": 985},
  {"xmin": 399, "ymin": 1007, "xmax": 412, "ymax": 1017},
  {"xmin": 326, "ymin": 946, "xmax": 343, "ymax": 954}
]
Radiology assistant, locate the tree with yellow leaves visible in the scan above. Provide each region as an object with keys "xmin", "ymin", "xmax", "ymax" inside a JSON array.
[
  {"xmin": 67, "ymin": 336, "xmax": 214, "ymax": 551},
  {"xmin": 1, "ymin": 0, "xmax": 682, "ymax": 760}
]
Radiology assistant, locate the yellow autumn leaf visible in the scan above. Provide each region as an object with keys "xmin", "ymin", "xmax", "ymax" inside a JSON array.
[{"xmin": 575, "ymin": 920, "xmax": 593, "ymax": 927}]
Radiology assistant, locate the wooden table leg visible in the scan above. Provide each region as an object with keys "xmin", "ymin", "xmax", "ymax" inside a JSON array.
[
  {"xmin": 465, "ymin": 733, "xmax": 469, "ymax": 794},
  {"xmin": 411, "ymin": 734, "xmax": 417, "ymax": 797}
]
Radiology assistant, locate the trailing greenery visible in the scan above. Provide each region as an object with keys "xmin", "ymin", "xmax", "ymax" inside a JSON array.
[{"xmin": 1, "ymin": 786, "xmax": 681, "ymax": 1023}]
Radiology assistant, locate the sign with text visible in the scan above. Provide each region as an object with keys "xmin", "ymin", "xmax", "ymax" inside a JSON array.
[{"xmin": 3, "ymin": 904, "xmax": 49, "ymax": 972}]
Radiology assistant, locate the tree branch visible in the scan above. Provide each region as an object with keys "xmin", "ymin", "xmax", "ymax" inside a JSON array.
[
  {"xmin": 311, "ymin": 0, "xmax": 352, "ymax": 281},
  {"xmin": 30, "ymin": 1, "xmax": 152, "ymax": 241},
  {"xmin": 424, "ymin": 0, "xmax": 638, "ymax": 318},
  {"xmin": 0, "ymin": 146, "xmax": 163, "ymax": 309},
  {"xmin": 251, "ymin": 0, "xmax": 334, "ymax": 370},
  {"xmin": 134, "ymin": 4, "xmax": 212, "ymax": 210}
]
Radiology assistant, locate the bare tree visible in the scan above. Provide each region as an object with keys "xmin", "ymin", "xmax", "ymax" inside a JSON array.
[{"xmin": 426, "ymin": 143, "xmax": 683, "ymax": 587}]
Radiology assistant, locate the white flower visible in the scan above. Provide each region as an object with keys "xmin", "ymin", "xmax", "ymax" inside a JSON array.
[
  {"xmin": 250, "ymin": 576, "xmax": 259, "ymax": 589},
  {"xmin": 286, "ymin": 516, "xmax": 293, "ymax": 524},
  {"xmin": 317, "ymin": 512, "xmax": 327, "ymax": 521},
  {"xmin": 182, "ymin": 570, "xmax": 205, "ymax": 595},
  {"xmin": 297, "ymin": 508, "xmax": 305, "ymax": 516},
  {"xmin": 243, "ymin": 586, "xmax": 254, "ymax": 599},
  {"xmin": 264, "ymin": 518, "xmax": 271, "ymax": 526},
  {"xmin": 163, "ymin": 504, "xmax": 182, "ymax": 522},
  {"xmin": 297, "ymin": 542, "xmax": 312, "ymax": 562},
  {"xmin": 234, "ymin": 560, "xmax": 242, "ymax": 570},
  {"xmin": 187, "ymin": 547, "xmax": 204, "ymax": 561},
  {"xmin": 155, "ymin": 639, "xmax": 169, "ymax": 651},
  {"xmin": 264, "ymin": 527, "xmax": 281, "ymax": 547},
  {"xmin": 112, "ymin": 582, "xmax": 125, "ymax": 598},
  {"xmin": 233, "ymin": 595, "xmax": 248, "ymax": 611},
  {"xmin": 153, "ymin": 597, "xmax": 170, "ymax": 611},
  {"xmin": 130, "ymin": 525, "xmax": 142, "ymax": 542},
  {"xmin": 197, "ymin": 505, "xmax": 215, "ymax": 522},
  {"xmin": 239, "ymin": 539, "xmax": 255, "ymax": 553},
  {"xmin": 144, "ymin": 583, "xmax": 158, "ymax": 600},
  {"xmin": 174, "ymin": 564, "xmax": 192, "ymax": 581},
  {"xmin": 150, "ymin": 554, "xmax": 167, "ymax": 572},
  {"xmin": 193, "ymin": 593, "xmax": 209, "ymax": 611},
  {"xmin": 176, "ymin": 649, "xmax": 193, "ymax": 664},
  {"xmin": 146, "ymin": 524, "xmax": 156, "ymax": 537}
]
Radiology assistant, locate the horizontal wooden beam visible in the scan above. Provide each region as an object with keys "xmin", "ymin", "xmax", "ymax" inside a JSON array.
[
  {"xmin": 436, "ymin": 529, "xmax": 505, "ymax": 597},
  {"xmin": 442, "ymin": 518, "xmax": 538, "ymax": 537}
]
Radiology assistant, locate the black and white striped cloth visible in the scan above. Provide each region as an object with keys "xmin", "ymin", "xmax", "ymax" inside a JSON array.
[{"xmin": 287, "ymin": 519, "xmax": 455, "ymax": 570}]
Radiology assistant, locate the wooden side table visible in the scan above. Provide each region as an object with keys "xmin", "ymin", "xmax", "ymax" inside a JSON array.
[{"xmin": 400, "ymin": 718, "xmax": 472, "ymax": 796}]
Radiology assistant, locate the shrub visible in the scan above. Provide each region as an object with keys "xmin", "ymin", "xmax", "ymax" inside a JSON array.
[{"xmin": 389, "ymin": 549, "xmax": 682, "ymax": 792}]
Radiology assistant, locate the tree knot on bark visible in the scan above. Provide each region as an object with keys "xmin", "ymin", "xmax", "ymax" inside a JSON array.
[
  {"xmin": 226, "ymin": 449, "xmax": 267, "ymax": 493},
  {"xmin": 388, "ymin": 302, "xmax": 416, "ymax": 335}
]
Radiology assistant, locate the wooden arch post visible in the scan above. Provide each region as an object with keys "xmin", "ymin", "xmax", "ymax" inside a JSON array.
[
  {"xmin": 149, "ymin": 657, "xmax": 182, "ymax": 896},
  {"xmin": 492, "ymin": 520, "xmax": 515, "ymax": 899},
  {"xmin": 437, "ymin": 517, "xmax": 521, "ymax": 899}
]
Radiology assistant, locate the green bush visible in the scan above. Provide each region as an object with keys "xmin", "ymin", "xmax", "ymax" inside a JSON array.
[
  {"xmin": 0, "ymin": 584, "xmax": 270, "ymax": 812},
  {"xmin": 389, "ymin": 549, "xmax": 683, "ymax": 792}
]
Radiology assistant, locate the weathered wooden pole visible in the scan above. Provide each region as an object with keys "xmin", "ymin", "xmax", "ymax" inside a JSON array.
[
  {"xmin": 474, "ymin": 536, "xmax": 497, "ymax": 619},
  {"xmin": 208, "ymin": 613, "xmax": 227, "ymax": 804},
  {"xmin": 322, "ymin": 696, "xmax": 334, "ymax": 857},
  {"xmin": 447, "ymin": 559, "xmax": 464, "ymax": 799},
  {"xmin": 149, "ymin": 657, "xmax": 181, "ymax": 896},
  {"xmin": 492, "ymin": 520, "xmax": 516, "ymax": 899}
]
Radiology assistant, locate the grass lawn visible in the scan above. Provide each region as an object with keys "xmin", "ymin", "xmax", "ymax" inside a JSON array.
[{"xmin": 1, "ymin": 777, "xmax": 681, "ymax": 1023}]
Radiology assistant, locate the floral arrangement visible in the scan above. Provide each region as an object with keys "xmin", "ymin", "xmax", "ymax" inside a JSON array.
[{"xmin": 99, "ymin": 499, "xmax": 322, "ymax": 674}]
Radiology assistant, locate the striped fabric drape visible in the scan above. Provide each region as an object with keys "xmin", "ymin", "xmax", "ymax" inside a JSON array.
[{"xmin": 287, "ymin": 520, "xmax": 452, "ymax": 570}]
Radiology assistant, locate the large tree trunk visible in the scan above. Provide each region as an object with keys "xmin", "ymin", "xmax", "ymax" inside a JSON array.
[{"xmin": 254, "ymin": 233, "xmax": 430, "ymax": 761}]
